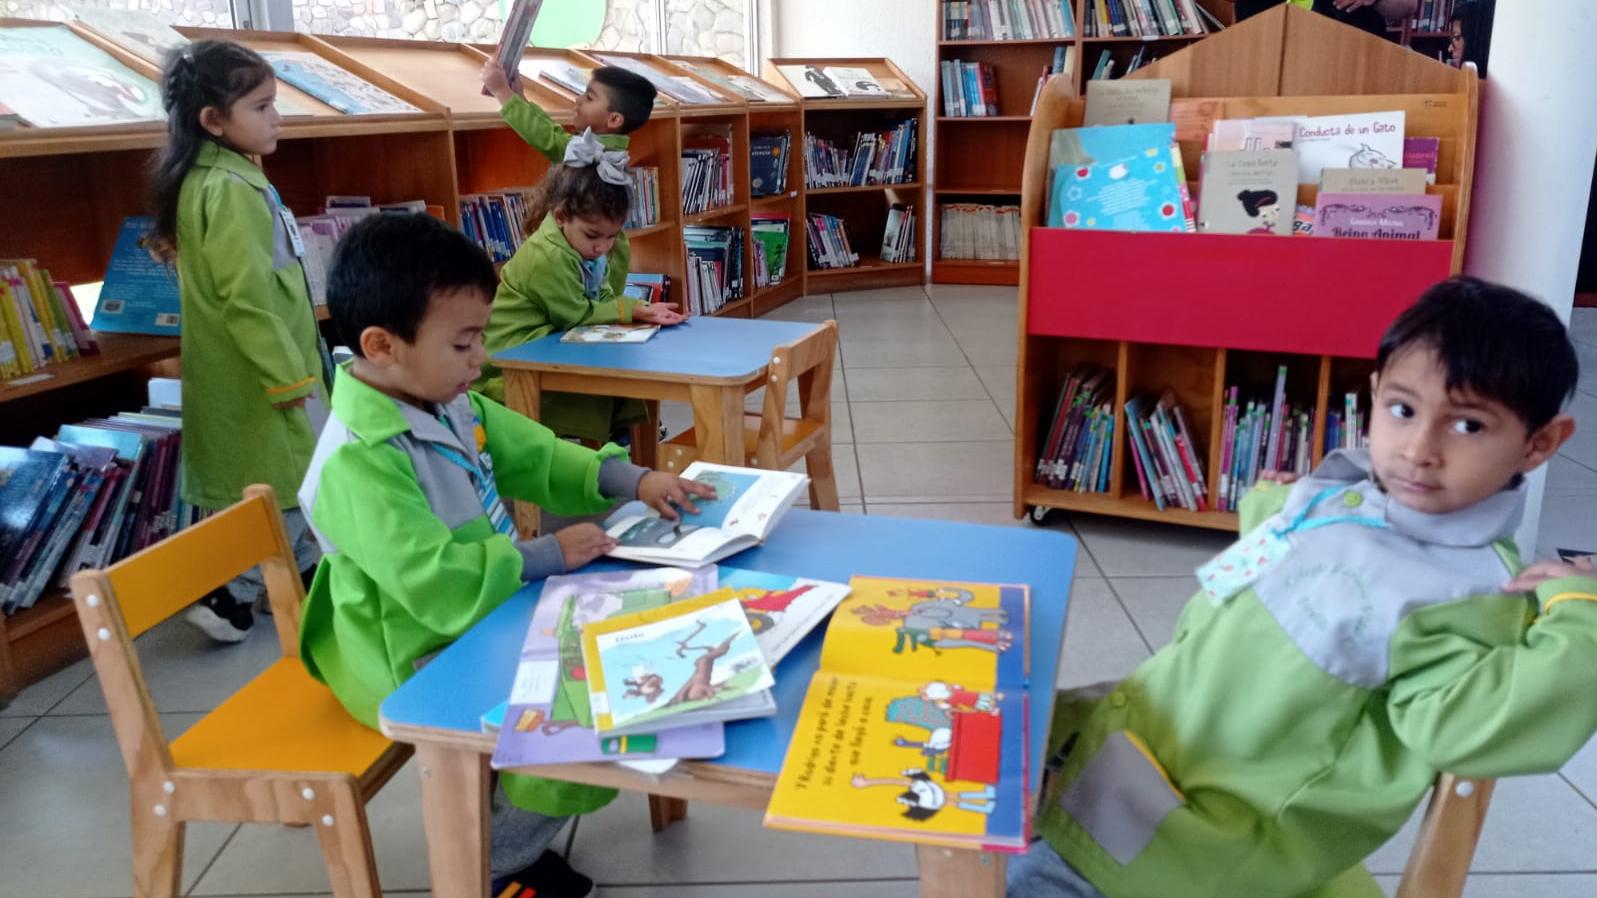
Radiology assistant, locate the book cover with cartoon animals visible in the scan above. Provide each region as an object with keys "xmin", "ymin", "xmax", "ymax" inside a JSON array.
[
  {"xmin": 1255, "ymin": 110, "xmax": 1406, "ymax": 185},
  {"xmin": 766, "ymin": 577, "xmax": 1032, "ymax": 851},
  {"xmin": 0, "ymin": 25, "xmax": 164, "ymax": 128},
  {"xmin": 582, "ymin": 591, "xmax": 776, "ymax": 736},
  {"xmin": 490, "ymin": 567, "xmax": 726, "ymax": 770}
]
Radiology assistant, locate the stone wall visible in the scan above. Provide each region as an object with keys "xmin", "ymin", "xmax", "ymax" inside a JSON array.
[{"xmin": 4, "ymin": 0, "xmax": 234, "ymax": 27}]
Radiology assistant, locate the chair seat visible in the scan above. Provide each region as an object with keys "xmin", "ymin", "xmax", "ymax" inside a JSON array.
[
  {"xmin": 665, "ymin": 414, "xmax": 826, "ymax": 462},
  {"xmin": 170, "ymin": 657, "xmax": 393, "ymax": 775}
]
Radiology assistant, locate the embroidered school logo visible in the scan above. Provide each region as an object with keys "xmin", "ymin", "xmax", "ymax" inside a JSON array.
[{"xmin": 474, "ymin": 423, "xmax": 488, "ymax": 452}]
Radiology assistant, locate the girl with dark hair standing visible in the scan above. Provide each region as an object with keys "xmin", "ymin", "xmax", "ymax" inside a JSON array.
[{"xmin": 151, "ymin": 40, "xmax": 330, "ymax": 642}]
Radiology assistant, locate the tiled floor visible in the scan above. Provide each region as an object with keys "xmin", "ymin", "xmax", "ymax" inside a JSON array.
[{"xmin": 1, "ymin": 288, "xmax": 1593, "ymax": 898}]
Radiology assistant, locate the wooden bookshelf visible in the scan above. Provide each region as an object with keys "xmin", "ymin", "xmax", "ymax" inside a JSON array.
[
  {"xmin": 930, "ymin": 0, "xmax": 1228, "ymax": 285},
  {"xmin": 1014, "ymin": 6, "xmax": 1479, "ymax": 530},
  {"xmin": 767, "ymin": 57, "xmax": 927, "ymax": 294}
]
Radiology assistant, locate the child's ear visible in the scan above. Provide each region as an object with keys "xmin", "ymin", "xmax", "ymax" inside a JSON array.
[
  {"xmin": 358, "ymin": 326, "xmax": 397, "ymax": 365},
  {"xmin": 1520, "ymin": 414, "xmax": 1576, "ymax": 474},
  {"xmin": 606, "ymin": 109, "xmax": 626, "ymax": 132},
  {"xmin": 198, "ymin": 105, "xmax": 227, "ymax": 138}
]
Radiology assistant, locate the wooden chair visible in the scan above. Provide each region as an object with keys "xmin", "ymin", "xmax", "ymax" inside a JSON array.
[
  {"xmin": 69, "ymin": 485, "xmax": 410, "ymax": 898},
  {"xmin": 659, "ymin": 319, "xmax": 841, "ymax": 511},
  {"xmin": 1395, "ymin": 773, "xmax": 1494, "ymax": 898}
]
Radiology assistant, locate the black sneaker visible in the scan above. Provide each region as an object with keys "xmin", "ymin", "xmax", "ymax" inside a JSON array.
[
  {"xmin": 183, "ymin": 589, "xmax": 254, "ymax": 644},
  {"xmin": 490, "ymin": 850, "xmax": 595, "ymax": 898}
]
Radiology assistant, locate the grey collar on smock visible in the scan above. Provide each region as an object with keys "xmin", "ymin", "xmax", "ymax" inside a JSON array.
[{"xmin": 1280, "ymin": 449, "xmax": 1525, "ymax": 549}]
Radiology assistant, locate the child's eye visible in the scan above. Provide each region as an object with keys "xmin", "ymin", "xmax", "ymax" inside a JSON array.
[
  {"xmin": 1452, "ymin": 419, "xmax": 1484, "ymax": 435},
  {"xmin": 453, "ymin": 343, "xmax": 472, "ymax": 352},
  {"xmin": 1387, "ymin": 402, "xmax": 1414, "ymax": 419}
]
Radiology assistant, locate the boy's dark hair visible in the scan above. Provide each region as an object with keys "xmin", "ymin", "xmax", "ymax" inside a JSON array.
[
  {"xmin": 1377, "ymin": 276, "xmax": 1579, "ymax": 432},
  {"xmin": 327, "ymin": 213, "xmax": 498, "ymax": 356},
  {"xmin": 591, "ymin": 65, "xmax": 657, "ymax": 133},
  {"xmin": 149, "ymin": 40, "xmax": 276, "ymax": 254},
  {"xmin": 524, "ymin": 163, "xmax": 631, "ymax": 235}
]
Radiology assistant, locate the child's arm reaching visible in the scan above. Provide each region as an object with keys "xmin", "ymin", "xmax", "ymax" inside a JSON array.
[{"xmin": 483, "ymin": 58, "xmax": 573, "ymax": 163}]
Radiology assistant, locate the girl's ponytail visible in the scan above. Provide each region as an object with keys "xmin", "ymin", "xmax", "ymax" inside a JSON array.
[
  {"xmin": 524, "ymin": 129, "xmax": 632, "ymax": 235},
  {"xmin": 148, "ymin": 40, "xmax": 275, "ymax": 255}
]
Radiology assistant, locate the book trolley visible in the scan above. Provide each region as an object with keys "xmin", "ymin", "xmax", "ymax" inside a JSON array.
[
  {"xmin": 1013, "ymin": 5, "xmax": 1479, "ymax": 529},
  {"xmin": 0, "ymin": 18, "xmax": 923, "ymax": 697}
]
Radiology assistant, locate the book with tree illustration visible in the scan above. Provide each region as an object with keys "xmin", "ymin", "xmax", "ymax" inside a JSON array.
[
  {"xmin": 765, "ymin": 577, "xmax": 1032, "ymax": 852},
  {"xmin": 581, "ymin": 590, "xmax": 776, "ymax": 736},
  {"xmin": 605, "ymin": 462, "xmax": 809, "ymax": 566}
]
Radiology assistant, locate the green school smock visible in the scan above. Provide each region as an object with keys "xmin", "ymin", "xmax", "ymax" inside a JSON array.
[
  {"xmin": 298, "ymin": 366, "xmax": 633, "ymax": 815},
  {"xmin": 500, "ymin": 95, "xmax": 632, "ymax": 298},
  {"xmin": 478, "ymin": 214, "xmax": 647, "ymax": 441},
  {"xmin": 174, "ymin": 141, "xmax": 326, "ymax": 510}
]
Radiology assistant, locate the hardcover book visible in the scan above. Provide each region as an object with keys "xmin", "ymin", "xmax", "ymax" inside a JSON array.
[
  {"xmin": 1197, "ymin": 149, "xmax": 1297, "ymax": 236},
  {"xmin": 260, "ymin": 50, "xmax": 418, "ymax": 116},
  {"xmin": 0, "ymin": 24, "xmax": 163, "ymax": 128},
  {"xmin": 1312, "ymin": 192, "xmax": 1442, "ymax": 240}
]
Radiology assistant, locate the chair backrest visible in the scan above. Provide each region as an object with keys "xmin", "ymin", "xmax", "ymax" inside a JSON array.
[
  {"xmin": 1394, "ymin": 773, "xmax": 1494, "ymax": 898},
  {"xmin": 68, "ymin": 485, "xmax": 307, "ymax": 780},
  {"xmin": 752, "ymin": 319, "xmax": 838, "ymax": 468}
]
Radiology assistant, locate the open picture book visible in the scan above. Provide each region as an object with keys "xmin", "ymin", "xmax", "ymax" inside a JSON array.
[
  {"xmin": 766, "ymin": 577, "xmax": 1033, "ymax": 853},
  {"xmin": 560, "ymin": 323, "xmax": 659, "ymax": 344},
  {"xmin": 605, "ymin": 462, "xmax": 809, "ymax": 567}
]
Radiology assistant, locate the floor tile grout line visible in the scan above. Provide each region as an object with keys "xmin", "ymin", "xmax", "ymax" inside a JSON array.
[
  {"xmin": 0, "ymin": 714, "xmax": 42, "ymax": 754},
  {"xmin": 182, "ymin": 821, "xmax": 245, "ymax": 898},
  {"xmin": 1558, "ymin": 771, "xmax": 1597, "ymax": 816},
  {"xmin": 1559, "ymin": 451, "xmax": 1597, "ymax": 477},
  {"xmin": 834, "ymin": 293, "xmax": 871, "ymax": 509},
  {"xmin": 1101, "ymin": 573, "xmax": 1159, "ymax": 656}
]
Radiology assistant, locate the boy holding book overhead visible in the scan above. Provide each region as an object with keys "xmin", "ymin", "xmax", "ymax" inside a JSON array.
[
  {"xmin": 295, "ymin": 212, "xmax": 712, "ymax": 898},
  {"xmin": 1010, "ymin": 277, "xmax": 1597, "ymax": 898}
]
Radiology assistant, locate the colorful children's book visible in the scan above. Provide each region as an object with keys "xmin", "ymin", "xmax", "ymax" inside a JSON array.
[
  {"xmin": 719, "ymin": 568, "xmax": 851, "ymax": 665},
  {"xmin": 823, "ymin": 67, "xmax": 888, "ymax": 98},
  {"xmin": 490, "ymin": 0, "xmax": 544, "ymax": 84},
  {"xmin": 605, "ymin": 462, "xmax": 809, "ymax": 567},
  {"xmin": 1048, "ymin": 148, "xmax": 1186, "ymax": 232},
  {"xmin": 1312, "ymin": 192, "xmax": 1442, "ymax": 240},
  {"xmin": 581, "ymin": 591, "xmax": 776, "ymax": 736},
  {"xmin": 0, "ymin": 24, "xmax": 164, "ymax": 128},
  {"xmin": 91, "ymin": 217, "xmax": 181, "ymax": 336},
  {"xmin": 1197, "ymin": 149, "xmax": 1297, "ymax": 236},
  {"xmin": 489, "ymin": 567, "xmax": 726, "ymax": 770},
  {"xmin": 1254, "ymin": 110, "xmax": 1405, "ymax": 185},
  {"xmin": 560, "ymin": 324, "xmax": 660, "ymax": 344},
  {"xmin": 766, "ymin": 577, "xmax": 1031, "ymax": 852},
  {"xmin": 260, "ymin": 51, "xmax": 418, "ymax": 116},
  {"xmin": 777, "ymin": 64, "xmax": 845, "ymax": 99},
  {"xmin": 1403, "ymin": 136, "xmax": 1440, "ymax": 185}
]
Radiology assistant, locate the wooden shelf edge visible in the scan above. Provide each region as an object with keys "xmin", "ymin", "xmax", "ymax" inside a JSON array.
[
  {"xmin": 0, "ymin": 333, "xmax": 181, "ymax": 405},
  {"xmin": 806, "ymin": 182, "xmax": 924, "ymax": 196},
  {"xmin": 936, "ymin": 116, "xmax": 1034, "ymax": 123},
  {"xmin": 6, "ymin": 592, "xmax": 77, "ymax": 642},
  {"xmin": 1022, "ymin": 485, "xmax": 1238, "ymax": 532},
  {"xmin": 1081, "ymin": 33, "xmax": 1208, "ymax": 43},
  {"xmin": 938, "ymin": 37, "xmax": 1077, "ymax": 46},
  {"xmin": 682, "ymin": 204, "xmax": 747, "ymax": 225},
  {"xmin": 808, "ymin": 259, "xmax": 921, "ymax": 277},
  {"xmin": 708, "ymin": 297, "xmax": 753, "ymax": 317},
  {"xmin": 934, "ymin": 186, "xmax": 1023, "ymax": 196},
  {"xmin": 625, "ymin": 220, "xmax": 679, "ymax": 239}
]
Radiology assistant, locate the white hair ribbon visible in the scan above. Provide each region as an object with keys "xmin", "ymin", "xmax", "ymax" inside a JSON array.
[{"xmin": 563, "ymin": 128, "xmax": 630, "ymax": 187}]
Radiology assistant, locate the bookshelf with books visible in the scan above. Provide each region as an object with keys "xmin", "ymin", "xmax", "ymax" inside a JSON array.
[
  {"xmin": 769, "ymin": 57, "xmax": 927, "ymax": 293},
  {"xmin": 932, "ymin": 0, "xmax": 1228, "ymax": 285},
  {"xmin": 1014, "ymin": 6, "xmax": 1478, "ymax": 530}
]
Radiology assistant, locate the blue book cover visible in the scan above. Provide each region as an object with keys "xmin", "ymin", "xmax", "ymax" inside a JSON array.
[
  {"xmin": 1048, "ymin": 147, "xmax": 1186, "ymax": 232},
  {"xmin": 91, "ymin": 217, "xmax": 181, "ymax": 336},
  {"xmin": 0, "ymin": 446, "xmax": 68, "ymax": 559}
]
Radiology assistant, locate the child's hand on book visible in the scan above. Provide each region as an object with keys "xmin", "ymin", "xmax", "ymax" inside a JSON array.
[
  {"xmin": 481, "ymin": 58, "xmax": 521, "ymax": 104},
  {"xmin": 1504, "ymin": 555, "xmax": 1597, "ymax": 593},
  {"xmin": 554, "ymin": 523, "xmax": 618, "ymax": 569},
  {"xmin": 638, "ymin": 471, "xmax": 717, "ymax": 520},
  {"xmin": 634, "ymin": 302, "xmax": 685, "ymax": 326}
]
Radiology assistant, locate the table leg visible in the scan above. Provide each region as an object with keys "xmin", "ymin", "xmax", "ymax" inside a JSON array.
[
  {"xmin": 689, "ymin": 384, "xmax": 746, "ymax": 465},
  {"xmin": 915, "ymin": 845, "xmax": 1006, "ymax": 898},
  {"xmin": 504, "ymin": 370, "xmax": 544, "ymax": 536},
  {"xmin": 629, "ymin": 399, "xmax": 661, "ymax": 469},
  {"xmin": 647, "ymin": 794, "xmax": 688, "ymax": 833},
  {"xmin": 415, "ymin": 744, "xmax": 490, "ymax": 898}
]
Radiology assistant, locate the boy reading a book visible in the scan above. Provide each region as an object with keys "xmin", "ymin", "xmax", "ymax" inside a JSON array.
[
  {"xmin": 481, "ymin": 58, "xmax": 657, "ymax": 298},
  {"xmin": 1010, "ymin": 277, "xmax": 1597, "ymax": 898},
  {"xmin": 295, "ymin": 212, "xmax": 712, "ymax": 898}
]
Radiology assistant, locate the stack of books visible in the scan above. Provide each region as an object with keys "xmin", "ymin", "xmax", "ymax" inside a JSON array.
[
  {"xmin": 941, "ymin": 0, "xmax": 1076, "ymax": 39},
  {"xmin": 880, "ymin": 204, "xmax": 918, "ymax": 264},
  {"xmin": 939, "ymin": 203, "xmax": 1021, "ymax": 262},
  {"xmin": 1215, "ymin": 368, "xmax": 1314, "ymax": 513},
  {"xmin": 458, "ymin": 189, "xmax": 535, "ymax": 264},
  {"xmin": 751, "ymin": 215, "xmax": 791, "ymax": 288},
  {"xmin": 1, "ymin": 383, "xmax": 196, "ymax": 614},
  {"xmin": 624, "ymin": 166, "xmax": 662, "ymax": 230},
  {"xmin": 1, "ymin": 257, "xmax": 97, "ymax": 382},
  {"xmin": 682, "ymin": 132, "xmax": 734, "ymax": 215},
  {"xmin": 1034, "ymin": 366, "xmax": 1115, "ymax": 493},
  {"xmin": 1081, "ymin": 0, "xmax": 1214, "ymax": 38},
  {"xmin": 751, "ymin": 132, "xmax": 792, "ymax": 198},
  {"xmin": 1323, "ymin": 392, "xmax": 1369, "ymax": 455},
  {"xmin": 803, "ymin": 120, "xmax": 920, "ymax": 188},
  {"xmin": 684, "ymin": 225, "xmax": 744, "ymax": 315},
  {"xmin": 1125, "ymin": 393, "xmax": 1209, "ymax": 512},
  {"xmin": 1029, "ymin": 45, "xmax": 1077, "ymax": 114},
  {"xmin": 940, "ymin": 60, "xmax": 999, "ymax": 117},
  {"xmin": 806, "ymin": 213, "xmax": 859, "ymax": 270}
]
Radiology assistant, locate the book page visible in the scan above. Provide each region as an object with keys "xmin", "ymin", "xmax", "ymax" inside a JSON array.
[
  {"xmin": 678, "ymin": 461, "xmax": 806, "ymax": 540},
  {"xmin": 720, "ymin": 568, "xmax": 850, "ymax": 665}
]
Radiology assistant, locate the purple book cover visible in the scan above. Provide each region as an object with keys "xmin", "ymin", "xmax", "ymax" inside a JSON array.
[
  {"xmin": 490, "ymin": 567, "xmax": 726, "ymax": 770},
  {"xmin": 1313, "ymin": 192, "xmax": 1442, "ymax": 241},
  {"xmin": 1403, "ymin": 137, "xmax": 1440, "ymax": 184}
]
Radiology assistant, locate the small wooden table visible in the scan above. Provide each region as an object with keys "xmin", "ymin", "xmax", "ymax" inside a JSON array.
[
  {"xmin": 493, "ymin": 317, "xmax": 826, "ymax": 535},
  {"xmin": 380, "ymin": 510, "xmax": 1075, "ymax": 898}
]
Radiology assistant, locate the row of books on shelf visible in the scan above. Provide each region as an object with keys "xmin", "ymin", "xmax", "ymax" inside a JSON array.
[
  {"xmin": 456, "ymin": 191, "xmax": 531, "ymax": 266},
  {"xmin": 682, "ymin": 133, "xmax": 735, "ymax": 216},
  {"xmin": 1411, "ymin": 0, "xmax": 1457, "ymax": 33},
  {"xmin": 803, "ymin": 120, "xmax": 920, "ymax": 189},
  {"xmin": 684, "ymin": 225, "xmax": 744, "ymax": 315},
  {"xmin": 1088, "ymin": 45, "xmax": 1160, "ymax": 82},
  {"xmin": 1081, "ymin": 0, "xmax": 1218, "ymax": 38},
  {"xmin": 939, "ymin": 203, "xmax": 1021, "ymax": 262},
  {"xmin": 939, "ymin": 60, "xmax": 999, "ymax": 118},
  {"xmin": 1324, "ymin": 395, "xmax": 1370, "ymax": 456},
  {"xmin": 1125, "ymin": 392, "xmax": 1208, "ymax": 512},
  {"xmin": 0, "ymin": 384, "xmax": 192, "ymax": 615},
  {"xmin": 941, "ymin": 0, "xmax": 1076, "ymax": 40},
  {"xmin": 751, "ymin": 132, "xmax": 792, "ymax": 198},
  {"xmin": 880, "ymin": 204, "xmax": 919, "ymax": 265},
  {"xmin": 1034, "ymin": 366, "xmax": 1114, "ymax": 493},
  {"xmin": 1029, "ymin": 46, "xmax": 1078, "ymax": 114},
  {"xmin": 1, "ymin": 258, "xmax": 96, "ymax": 382},
  {"xmin": 806, "ymin": 213, "xmax": 860, "ymax": 270},
  {"xmin": 751, "ymin": 215, "xmax": 792, "ymax": 289},
  {"xmin": 1216, "ymin": 378, "xmax": 1313, "ymax": 513},
  {"xmin": 624, "ymin": 167, "xmax": 663, "ymax": 230}
]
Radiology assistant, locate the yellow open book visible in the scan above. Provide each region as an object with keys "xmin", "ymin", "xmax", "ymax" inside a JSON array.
[{"xmin": 765, "ymin": 576, "xmax": 1032, "ymax": 852}]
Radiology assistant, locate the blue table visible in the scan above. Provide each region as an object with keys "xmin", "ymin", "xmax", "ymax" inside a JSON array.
[
  {"xmin": 381, "ymin": 510, "xmax": 1076, "ymax": 898},
  {"xmin": 492, "ymin": 317, "xmax": 826, "ymax": 534}
]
